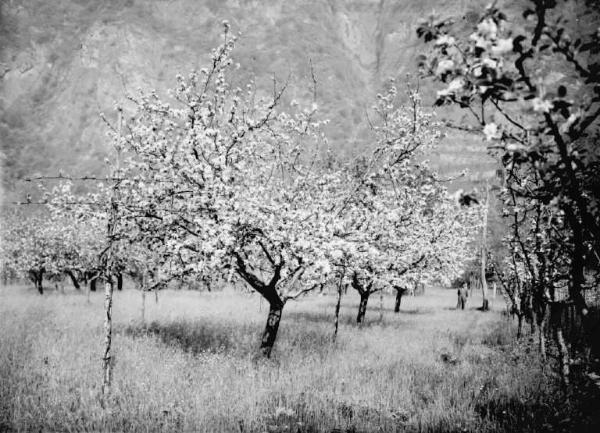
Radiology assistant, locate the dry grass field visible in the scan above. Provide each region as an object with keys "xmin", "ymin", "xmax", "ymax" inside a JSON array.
[{"xmin": 0, "ymin": 283, "xmax": 597, "ymax": 432}]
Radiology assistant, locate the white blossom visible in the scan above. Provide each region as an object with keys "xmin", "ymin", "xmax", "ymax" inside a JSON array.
[{"xmin": 483, "ymin": 122, "xmax": 501, "ymax": 141}]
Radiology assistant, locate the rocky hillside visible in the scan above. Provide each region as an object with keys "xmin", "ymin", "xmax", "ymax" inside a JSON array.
[{"xmin": 0, "ymin": 0, "xmax": 497, "ymax": 198}]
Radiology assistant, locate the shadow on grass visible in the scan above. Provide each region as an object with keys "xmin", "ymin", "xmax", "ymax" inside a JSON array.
[
  {"xmin": 286, "ymin": 310, "xmax": 356, "ymax": 326},
  {"xmin": 399, "ymin": 308, "xmax": 429, "ymax": 315},
  {"xmin": 122, "ymin": 316, "xmax": 342, "ymax": 360},
  {"xmin": 286, "ymin": 307, "xmax": 426, "ymax": 328},
  {"xmin": 473, "ymin": 369, "xmax": 600, "ymax": 433},
  {"xmin": 121, "ymin": 320, "xmax": 259, "ymax": 357}
]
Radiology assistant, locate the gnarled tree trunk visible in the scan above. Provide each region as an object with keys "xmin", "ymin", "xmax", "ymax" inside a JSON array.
[
  {"xmin": 394, "ymin": 287, "xmax": 405, "ymax": 313},
  {"xmin": 235, "ymin": 252, "xmax": 286, "ymax": 358},
  {"xmin": 65, "ymin": 270, "xmax": 80, "ymax": 290},
  {"xmin": 260, "ymin": 300, "xmax": 285, "ymax": 357},
  {"xmin": 90, "ymin": 274, "xmax": 98, "ymax": 292},
  {"xmin": 357, "ymin": 293, "xmax": 369, "ymax": 324},
  {"xmin": 333, "ymin": 278, "xmax": 344, "ymax": 341},
  {"xmin": 34, "ymin": 269, "xmax": 44, "ymax": 295}
]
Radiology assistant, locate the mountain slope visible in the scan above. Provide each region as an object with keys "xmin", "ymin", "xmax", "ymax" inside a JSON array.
[{"xmin": 0, "ymin": 0, "xmax": 496, "ymax": 195}]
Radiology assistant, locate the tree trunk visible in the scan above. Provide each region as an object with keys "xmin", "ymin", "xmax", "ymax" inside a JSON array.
[
  {"xmin": 357, "ymin": 293, "xmax": 370, "ymax": 324},
  {"xmin": 260, "ymin": 300, "xmax": 284, "ymax": 358},
  {"xmin": 394, "ymin": 288, "xmax": 403, "ymax": 313},
  {"xmin": 551, "ymin": 302, "xmax": 570, "ymax": 389},
  {"xmin": 538, "ymin": 317, "xmax": 547, "ymax": 362},
  {"xmin": 90, "ymin": 276, "xmax": 97, "ymax": 292},
  {"xmin": 141, "ymin": 289, "xmax": 146, "ymax": 324},
  {"xmin": 481, "ymin": 185, "xmax": 489, "ymax": 311},
  {"xmin": 517, "ymin": 314, "xmax": 523, "ymax": 339},
  {"xmin": 116, "ymin": 273, "xmax": 123, "ymax": 291},
  {"xmin": 65, "ymin": 270, "xmax": 80, "ymax": 290},
  {"xmin": 140, "ymin": 272, "xmax": 147, "ymax": 324},
  {"xmin": 333, "ymin": 278, "xmax": 343, "ymax": 341},
  {"xmin": 555, "ymin": 325, "xmax": 570, "ymax": 389},
  {"xmin": 37, "ymin": 270, "xmax": 44, "ymax": 295},
  {"xmin": 101, "ymin": 278, "xmax": 114, "ymax": 395}
]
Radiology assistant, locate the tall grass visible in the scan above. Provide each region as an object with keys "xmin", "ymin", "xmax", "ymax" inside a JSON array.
[{"xmin": 0, "ymin": 284, "xmax": 597, "ymax": 432}]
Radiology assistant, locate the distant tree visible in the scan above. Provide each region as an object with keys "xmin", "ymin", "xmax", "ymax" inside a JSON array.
[
  {"xmin": 324, "ymin": 85, "xmax": 479, "ymax": 323},
  {"xmin": 0, "ymin": 209, "xmax": 84, "ymax": 294}
]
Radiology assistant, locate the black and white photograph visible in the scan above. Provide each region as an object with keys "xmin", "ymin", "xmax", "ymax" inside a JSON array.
[{"xmin": 1, "ymin": 0, "xmax": 599, "ymax": 431}]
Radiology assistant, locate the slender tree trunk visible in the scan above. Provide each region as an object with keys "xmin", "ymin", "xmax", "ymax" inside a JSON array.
[
  {"xmin": 357, "ymin": 293, "xmax": 370, "ymax": 324},
  {"xmin": 37, "ymin": 270, "xmax": 44, "ymax": 295},
  {"xmin": 394, "ymin": 288, "xmax": 403, "ymax": 313},
  {"xmin": 154, "ymin": 288, "xmax": 159, "ymax": 304},
  {"xmin": 101, "ymin": 278, "xmax": 114, "ymax": 395},
  {"xmin": 538, "ymin": 314, "xmax": 547, "ymax": 362},
  {"xmin": 551, "ymin": 302, "xmax": 570, "ymax": 389},
  {"xmin": 529, "ymin": 293, "xmax": 537, "ymax": 335},
  {"xmin": 65, "ymin": 270, "xmax": 80, "ymax": 289},
  {"xmin": 116, "ymin": 273, "xmax": 123, "ymax": 291},
  {"xmin": 517, "ymin": 314, "xmax": 523, "ymax": 339},
  {"xmin": 90, "ymin": 276, "xmax": 97, "ymax": 292},
  {"xmin": 333, "ymin": 279, "xmax": 343, "ymax": 341},
  {"xmin": 481, "ymin": 185, "xmax": 490, "ymax": 311},
  {"xmin": 141, "ymin": 272, "xmax": 147, "ymax": 324},
  {"xmin": 102, "ymin": 107, "xmax": 122, "ymax": 396},
  {"xmin": 260, "ymin": 300, "xmax": 284, "ymax": 358},
  {"xmin": 141, "ymin": 289, "xmax": 146, "ymax": 324},
  {"xmin": 555, "ymin": 325, "xmax": 570, "ymax": 389}
]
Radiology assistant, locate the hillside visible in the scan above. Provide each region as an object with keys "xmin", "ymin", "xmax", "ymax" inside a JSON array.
[{"xmin": 0, "ymin": 0, "xmax": 497, "ymax": 198}]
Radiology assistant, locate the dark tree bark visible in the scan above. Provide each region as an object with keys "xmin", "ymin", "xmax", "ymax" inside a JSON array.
[
  {"xmin": 394, "ymin": 287, "xmax": 404, "ymax": 313},
  {"xmin": 90, "ymin": 275, "xmax": 98, "ymax": 292},
  {"xmin": 517, "ymin": 314, "xmax": 523, "ymax": 339},
  {"xmin": 351, "ymin": 272, "xmax": 373, "ymax": 324},
  {"xmin": 356, "ymin": 293, "xmax": 370, "ymax": 324},
  {"xmin": 37, "ymin": 272, "xmax": 44, "ymax": 295},
  {"xmin": 333, "ymin": 282, "xmax": 344, "ymax": 341},
  {"xmin": 65, "ymin": 270, "xmax": 80, "ymax": 290},
  {"xmin": 116, "ymin": 273, "xmax": 123, "ymax": 291},
  {"xmin": 260, "ymin": 300, "xmax": 284, "ymax": 357},
  {"xmin": 235, "ymin": 252, "xmax": 286, "ymax": 358},
  {"xmin": 30, "ymin": 269, "xmax": 44, "ymax": 294}
]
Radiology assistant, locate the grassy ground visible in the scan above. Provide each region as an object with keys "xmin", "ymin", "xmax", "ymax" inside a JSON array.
[{"xmin": 0, "ymin": 283, "xmax": 596, "ymax": 432}]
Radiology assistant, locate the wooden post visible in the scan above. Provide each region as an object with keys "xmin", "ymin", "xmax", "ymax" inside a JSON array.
[
  {"xmin": 333, "ymin": 272, "xmax": 344, "ymax": 341},
  {"xmin": 101, "ymin": 107, "xmax": 122, "ymax": 396},
  {"xmin": 141, "ymin": 271, "xmax": 147, "ymax": 324},
  {"xmin": 481, "ymin": 184, "xmax": 490, "ymax": 311}
]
